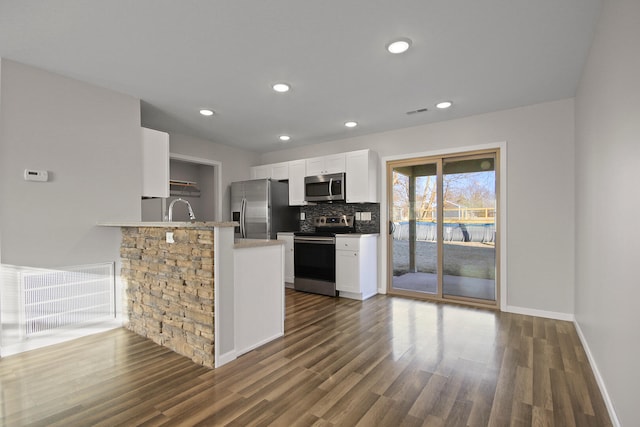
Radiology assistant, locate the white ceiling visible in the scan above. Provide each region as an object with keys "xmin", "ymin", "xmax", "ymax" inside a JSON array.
[{"xmin": 0, "ymin": 1, "xmax": 601, "ymax": 153}]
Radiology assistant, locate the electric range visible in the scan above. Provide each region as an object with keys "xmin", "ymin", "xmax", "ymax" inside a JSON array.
[{"xmin": 293, "ymin": 216, "xmax": 355, "ymax": 296}]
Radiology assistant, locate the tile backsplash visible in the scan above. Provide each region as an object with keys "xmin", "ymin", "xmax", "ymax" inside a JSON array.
[{"xmin": 300, "ymin": 203, "xmax": 380, "ymax": 234}]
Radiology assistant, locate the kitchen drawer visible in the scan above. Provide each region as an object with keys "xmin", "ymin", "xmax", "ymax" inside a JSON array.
[{"xmin": 335, "ymin": 237, "xmax": 360, "ymax": 251}]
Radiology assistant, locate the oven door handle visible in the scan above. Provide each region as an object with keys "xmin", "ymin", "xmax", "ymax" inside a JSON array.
[{"xmin": 294, "ymin": 237, "xmax": 336, "ymax": 244}]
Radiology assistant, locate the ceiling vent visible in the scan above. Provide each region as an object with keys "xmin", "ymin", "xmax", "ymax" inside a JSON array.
[{"xmin": 406, "ymin": 108, "xmax": 428, "ymax": 115}]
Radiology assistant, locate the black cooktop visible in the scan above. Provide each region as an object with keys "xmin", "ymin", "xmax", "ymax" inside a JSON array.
[{"xmin": 294, "ymin": 231, "xmax": 342, "ymax": 237}]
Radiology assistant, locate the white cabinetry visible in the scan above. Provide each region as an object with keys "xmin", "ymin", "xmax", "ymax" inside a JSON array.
[
  {"xmin": 250, "ymin": 162, "xmax": 289, "ymax": 180},
  {"xmin": 288, "ymin": 160, "xmax": 307, "ymax": 206},
  {"xmin": 277, "ymin": 232, "xmax": 295, "ymax": 285},
  {"xmin": 233, "ymin": 243, "xmax": 285, "ymax": 357},
  {"xmin": 251, "ymin": 165, "xmax": 270, "ymax": 180},
  {"xmin": 271, "ymin": 163, "xmax": 289, "ymax": 180},
  {"xmin": 335, "ymin": 235, "xmax": 378, "ymax": 300},
  {"xmin": 141, "ymin": 127, "xmax": 170, "ymax": 198},
  {"xmin": 346, "ymin": 149, "xmax": 378, "ymax": 203},
  {"xmin": 249, "ymin": 149, "xmax": 378, "ymax": 205},
  {"xmin": 306, "ymin": 153, "xmax": 346, "ymax": 176}
]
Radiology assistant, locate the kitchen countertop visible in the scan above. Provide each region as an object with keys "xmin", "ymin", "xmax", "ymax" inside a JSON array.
[
  {"xmin": 99, "ymin": 222, "xmax": 287, "ymax": 248},
  {"xmin": 97, "ymin": 221, "xmax": 237, "ymax": 228},
  {"xmin": 284, "ymin": 232, "xmax": 380, "ymax": 236},
  {"xmin": 295, "ymin": 233, "xmax": 380, "ymax": 237},
  {"xmin": 234, "ymin": 239, "xmax": 286, "ymax": 249}
]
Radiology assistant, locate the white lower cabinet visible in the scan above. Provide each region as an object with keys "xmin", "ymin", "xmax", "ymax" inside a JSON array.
[
  {"xmin": 277, "ymin": 232, "xmax": 295, "ymax": 285},
  {"xmin": 335, "ymin": 235, "xmax": 378, "ymax": 300}
]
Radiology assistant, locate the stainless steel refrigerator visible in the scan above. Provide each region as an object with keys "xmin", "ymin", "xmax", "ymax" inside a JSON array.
[{"xmin": 231, "ymin": 178, "xmax": 299, "ymax": 239}]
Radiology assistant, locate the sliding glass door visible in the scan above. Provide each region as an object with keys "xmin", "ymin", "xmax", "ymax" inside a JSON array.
[
  {"xmin": 441, "ymin": 155, "xmax": 497, "ymax": 302},
  {"xmin": 388, "ymin": 150, "xmax": 499, "ymax": 307},
  {"xmin": 390, "ymin": 160, "xmax": 441, "ymax": 295}
]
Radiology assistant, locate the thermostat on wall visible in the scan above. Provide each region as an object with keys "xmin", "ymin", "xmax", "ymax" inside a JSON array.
[{"xmin": 24, "ymin": 169, "xmax": 49, "ymax": 182}]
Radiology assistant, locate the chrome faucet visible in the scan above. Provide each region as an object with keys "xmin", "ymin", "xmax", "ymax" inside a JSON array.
[{"xmin": 166, "ymin": 198, "xmax": 196, "ymax": 221}]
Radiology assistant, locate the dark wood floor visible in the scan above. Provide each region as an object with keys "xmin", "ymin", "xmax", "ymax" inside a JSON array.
[{"xmin": 0, "ymin": 289, "xmax": 611, "ymax": 426}]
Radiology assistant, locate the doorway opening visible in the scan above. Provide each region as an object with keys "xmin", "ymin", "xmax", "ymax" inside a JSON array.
[
  {"xmin": 387, "ymin": 149, "xmax": 500, "ymax": 308},
  {"xmin": 141, "ymin": 153, "xmax": 222, "ymax": 222}
]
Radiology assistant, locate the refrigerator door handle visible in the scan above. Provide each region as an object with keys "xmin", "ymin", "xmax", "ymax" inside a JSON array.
[{"xmin": 240, "ymin": 198, "xmax": 247, "ymax": 238}]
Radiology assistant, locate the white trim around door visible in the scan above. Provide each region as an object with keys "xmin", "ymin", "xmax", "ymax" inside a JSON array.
[{"xmin": 169, "ymin": 153, "xmax": 223, "ymax": 222}]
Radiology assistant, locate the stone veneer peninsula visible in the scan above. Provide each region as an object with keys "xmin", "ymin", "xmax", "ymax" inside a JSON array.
[{"xmin": 100, "ymin": 221, "xmax": 285, "ymax": 369}]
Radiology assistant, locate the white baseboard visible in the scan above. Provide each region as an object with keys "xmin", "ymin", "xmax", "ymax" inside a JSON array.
[
  {"xmin": 339, "ymin": 290, "xmax": 377, "ymax": 301},
  {"xmin": 216, "ymin": 350, "xmax": 237, "ymax": 368},
  {"xmin": 236, "ymin": 332, "xmax": 284, "ymax": 358},
  {"xmin": 0, "ymin": 319, "xmax": 123, "ymax": 357},
  {"xmin": 574, "ymin": 321, "xmax": 621, "ymax": 427},
  {"xmin": 505, "ymin": 306, "xmax": 620, "ymax": 425},
  {"xmin": 504, "ymin": 305, "xmax": 575, "ymax": 321}
]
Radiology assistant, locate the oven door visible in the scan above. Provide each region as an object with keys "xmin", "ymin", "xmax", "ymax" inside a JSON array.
[{"xmin": 294, "ymin": 236, "xmax": 337, "ymax": 296}]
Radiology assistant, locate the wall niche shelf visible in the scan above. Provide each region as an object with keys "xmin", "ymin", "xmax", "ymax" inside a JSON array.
[{"xmin": 169, "ymin": 179, "xmax": 201, "ymax": 197}]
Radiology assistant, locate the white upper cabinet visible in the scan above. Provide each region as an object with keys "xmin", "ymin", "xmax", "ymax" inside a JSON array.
[
  {"xmin": 305, "ymin": 153, "xmax": 346, "ymax": 176},
  {"xmin": 346, "ymin": 149, "xmax": 378, "ymax": 203},
  {"xmin": 141, "ymin": 127, "xmax": 169, "ymax": 198},
  {"xmin": 251, "ymin": 165, "xmax": 270, "ymax": 180},
  {"xmin": 250, "ymin": 149, "xmax": 378, "ymax": 205},
  {"xmin": 270, "ymin": 162, "xmax": 289, "ymax": 180},
  {"xmin": 288, "ymin": 160, "xmax": 307, "ymax": 206},
  {"xmin": 250, "ymin": 162, "xmax": 289, "ymax": 180}
]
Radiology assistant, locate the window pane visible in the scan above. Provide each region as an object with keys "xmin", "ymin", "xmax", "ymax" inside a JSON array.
[
  {"xmin": 391, "ymin": 163, "xmax": 439, "ymax": 294},
  {"xmin": 442, "ymin": 156, "xmax": 496, "ymax": 301}
]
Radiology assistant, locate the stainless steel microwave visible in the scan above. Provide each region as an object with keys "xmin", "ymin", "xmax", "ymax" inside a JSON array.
[{"xmin": 304, "ymin": 172, "xmax": 346, "ymax": 202}]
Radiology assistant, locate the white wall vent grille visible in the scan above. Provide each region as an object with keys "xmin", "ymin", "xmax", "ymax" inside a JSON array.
[{"xmin": 20, "ymin": 263, "xmax": 115, "ymax": 337}]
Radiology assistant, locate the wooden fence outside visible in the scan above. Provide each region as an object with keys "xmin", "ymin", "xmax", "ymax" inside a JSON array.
[{"xmin": 394, "ymin": 207, "xmax": 496, "ymax": 224}]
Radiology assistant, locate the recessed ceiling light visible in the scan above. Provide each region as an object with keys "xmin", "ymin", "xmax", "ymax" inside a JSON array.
[
  {"xmin": 279, "ymin": 135, "xmax": 291, "ymax": 142},
  {"xmin": 386, "ymin": 38, "xmax": 412, "ymax": 54},
  {"xmin": 344, "ymin": 121, "xmax": 358, "ymax": 128},
  {"xmin": 435, "ymin": 101, "xmax": 453, "ymax": 109},
  {"xmin": 272, "ymin": 83, "xmax": 290, "ymax": 93},
  {"xmin": 199, "ymin": 109, "xmax": 214, "ymax": 116}
]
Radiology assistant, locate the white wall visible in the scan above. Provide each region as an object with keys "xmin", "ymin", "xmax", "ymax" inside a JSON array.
[
  {"xmin": 575, "ymin": 0, "xmax": 640, "ymax": 425},
  {"xmin": 262, "ymin": 99, "xmax": 576, "ymax": 316},
  {"xmin": 198, "ymin": 164, "xmax": 217, "ymax": 221},
  {"xmin": 0, "ymin": 59, "xmax": 141, "ymax": 268},
  {"xmin": 168, "ymin": 133, "xmax": 259, "ymax": 221}
]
